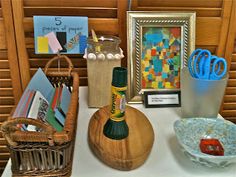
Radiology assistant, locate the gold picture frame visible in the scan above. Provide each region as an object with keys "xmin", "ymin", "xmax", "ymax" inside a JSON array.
[{"xmin": 127, "ymin": 11, "xmax": 196, "ymax": 103}]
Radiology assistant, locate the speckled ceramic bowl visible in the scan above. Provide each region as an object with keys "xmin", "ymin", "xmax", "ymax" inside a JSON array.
[{"xmin": 174, "ymin": 118, "xmax": 236, "ymax": 167}]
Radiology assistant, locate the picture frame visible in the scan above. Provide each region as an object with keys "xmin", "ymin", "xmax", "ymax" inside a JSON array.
[{"xmin": 127, "ymin": 11, "xmax": 196, "ymax": 103}]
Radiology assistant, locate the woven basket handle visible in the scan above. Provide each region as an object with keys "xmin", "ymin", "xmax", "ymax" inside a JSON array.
[
  {"xmin": 1, "ymin": 118, "xmax": 56, "ymax": 147},
  {"xmin": 44, "ymin": 55, "xmax": 74, "ymax": 76}
]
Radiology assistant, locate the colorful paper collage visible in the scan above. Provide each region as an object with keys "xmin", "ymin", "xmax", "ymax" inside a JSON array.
[
  {"xmin": 34, "ymin": 16, "xmax": 88, "ymax": 54},
  {"xmin": 141, "ymin": 27, "xmax": 181, "ymax": 90}
]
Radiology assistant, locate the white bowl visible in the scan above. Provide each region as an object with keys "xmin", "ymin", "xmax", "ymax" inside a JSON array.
[{"xmin": 174, "ymin": 118, "xmax": 236, "ymax": 167}]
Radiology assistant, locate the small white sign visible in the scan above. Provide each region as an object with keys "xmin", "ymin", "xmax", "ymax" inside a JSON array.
[{"xmin": 148, "ymin": 94, "xmax": 179, "ymax": 105}]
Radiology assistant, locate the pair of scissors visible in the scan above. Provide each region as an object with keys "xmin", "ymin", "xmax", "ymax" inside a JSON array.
[{"xmin": 188, "ymin": 49, "xmax": 227, "ymax": 80}]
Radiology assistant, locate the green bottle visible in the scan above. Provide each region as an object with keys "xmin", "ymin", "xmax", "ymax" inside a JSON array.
[{"xmin": 103, "ymin": 67, "xmax": 129, "ymax": 140}]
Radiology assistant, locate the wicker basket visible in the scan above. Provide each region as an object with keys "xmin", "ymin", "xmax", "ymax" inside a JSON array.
[{"xmin": 1, "ymin": 55, "xmax": 79, "ymax": 177}]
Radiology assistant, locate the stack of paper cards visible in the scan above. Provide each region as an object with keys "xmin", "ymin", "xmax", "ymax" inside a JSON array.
[
  {"xmin": 13, "ymin": 89, "xmax": 35, "ymax": 119},
  {"xmin": 12, "ymin": 89, "xmax": 50, "ymax": 131},
  {"xmin": 27, "ymin": 91, "xmax": 49, "ymax": 131},
  {"xmin": 12, "ymin": 68, "xmax": 72, "ymax": 132},
  {"xmin": 13, "ymin": 89, "xmax": 36, "ymax": 130},
  {"xmin": 47, "ymin": 84, "xmax": 71, "ymax": 128},
  {"xmin": 34, "ymin": 16, "xmax": 88, "ymax": 54}
]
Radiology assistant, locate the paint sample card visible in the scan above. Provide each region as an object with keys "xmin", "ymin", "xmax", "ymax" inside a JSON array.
[
  {"xmin": 34, "ymin": 16, "xmax": 88, "ymax": 54},
  {"xmin": 37, "ymin": 37, "xmax": 49, "ymax": 53},
  {"xmin": 56, "ymin": 32, "xmax": 67, "ymax": 52},
  {"xmin": 45, "ymin": 32, "xmax": 62, "ymax": 53}
]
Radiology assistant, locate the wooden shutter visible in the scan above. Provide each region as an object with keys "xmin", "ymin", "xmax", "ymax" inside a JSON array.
[
  {"xmin": 131, "ymin": 0, "xmax": 232, "ymax": 55},
  {"xmin": 221, "ymin": 0, "xmax": 236, "ymax": 122},
  {"xmin": 131, "ymin": 0, "xmax": 235, "ymax": 121},
  {"xmin": 0, "ymin": 0, "xmax": 22, "ymax": 173},
  {"xmin": 11, "ymin": 0, "xmax": 128, "ymax": 89}
]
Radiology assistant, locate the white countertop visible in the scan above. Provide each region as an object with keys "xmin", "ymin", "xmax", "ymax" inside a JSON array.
[{"xmin": 2, "ymin": 87, "xmax": 236, "ymax": 177}]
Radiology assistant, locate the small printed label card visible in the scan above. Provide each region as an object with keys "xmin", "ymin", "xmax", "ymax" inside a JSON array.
[
  {"xmin": 33, "ymin": 16, "xmax": 88, "ymax": 54},
  {"xmin": 144, "ymin": 91, "xmax": 181, "ymax": 108}
]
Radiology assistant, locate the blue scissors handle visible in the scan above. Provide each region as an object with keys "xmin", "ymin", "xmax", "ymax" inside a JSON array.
[
  {"xmin": 209, "ymin": 56, "xmax": 227, "ymax": 80},
  {"xmin": 188, "ymin": 49, "xmax": 227, "ymax": 80},
  {"xmin": 188, "ymin": 49, "xmax": 211, "ymax": 79},
  {"xmin": 188, "ymin": 49, "xmax": 202, "ymax": 78},
  {"xmin": 193, "ymin": 50, "xmax": 211, "ymax": 79}
]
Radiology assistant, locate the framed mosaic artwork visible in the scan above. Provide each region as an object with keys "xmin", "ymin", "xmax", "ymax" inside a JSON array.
[{"xmin": 127, "ymin": 11, "xmax": 196, "ymax": 104}]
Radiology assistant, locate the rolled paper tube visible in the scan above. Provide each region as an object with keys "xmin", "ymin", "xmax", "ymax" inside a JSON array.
[
  {"xmin": 107, "ymin": 53, "xmax": 114, "ymax": 60},
  {"xmin": 97, "ymin": 53, "xmax": 106, "ymax": 60},
  {"xmin": 88, "ymin": 53, "xmax": 96, "ymax": 60}
]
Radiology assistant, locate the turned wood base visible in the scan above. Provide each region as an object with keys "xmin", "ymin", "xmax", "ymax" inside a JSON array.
[{"xmin": 88, "ymin": 105, "xmax": 154, "ymax": 171}]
